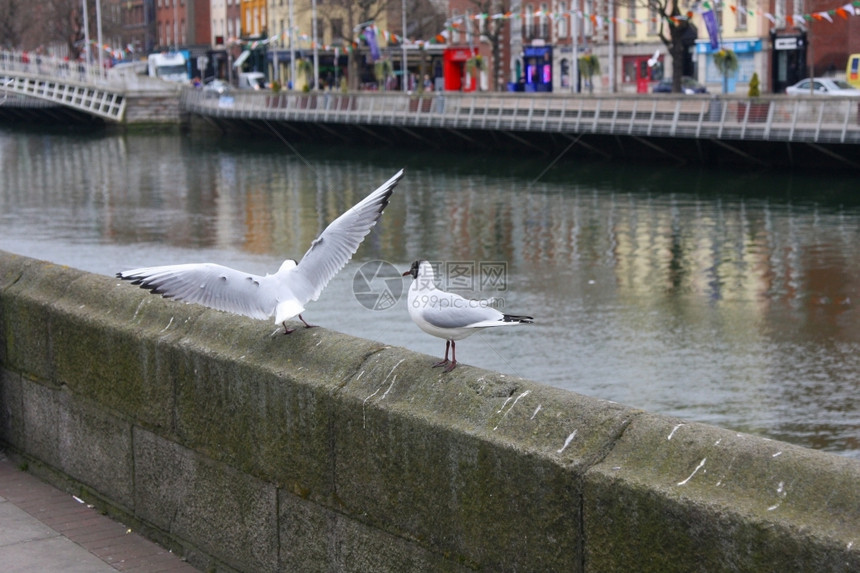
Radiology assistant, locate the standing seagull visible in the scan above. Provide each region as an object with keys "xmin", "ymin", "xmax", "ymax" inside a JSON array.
[
  {"xmin": 402, "ymin": 260, "xmax": 533, "ymax": 372},
  {"xmin": 118, "ymin": 169, "xmax": 404, "ymax": 333}
]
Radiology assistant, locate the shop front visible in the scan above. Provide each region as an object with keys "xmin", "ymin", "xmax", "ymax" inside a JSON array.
[
  {"xmin": 622, "ymin": 54, "xmax": 664, "ymax": 93},
  {"xmin": 696, "ymin": 38, "xmax": 762, "ymax": 93},
  {"xmin": 523, "ymin": 45, "xmax": 553, "ymax": 92},
  {"xmin": 770, "ymin": 31, "xmax": 807, "ymax": 94},
  {"xmin": 442, "ymin": 47, "xmax": 478, "ymax": 92}
]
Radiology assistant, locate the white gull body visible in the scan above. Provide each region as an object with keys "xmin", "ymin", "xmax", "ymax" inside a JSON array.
[
  {"xmin": 403, "ymin": 260, "xmax": 533, "ymax": 371},
  {"xmin": 118, "ymin": 169, "xmax": 404, "ymax": 332}
]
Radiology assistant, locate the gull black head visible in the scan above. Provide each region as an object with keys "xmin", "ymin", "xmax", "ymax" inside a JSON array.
[{"xmin": 403, "ymin": 260, "xmax": 421, "ymax": 279}]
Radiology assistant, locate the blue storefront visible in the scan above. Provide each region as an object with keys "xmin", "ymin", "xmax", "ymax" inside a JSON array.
[
  {"xmin": 696, "ymin": 39, "xmax": 762, "ymax": 93},
  {"xmin": 509, "ymin": 45, "xmax": 554, "ymax": 92}
]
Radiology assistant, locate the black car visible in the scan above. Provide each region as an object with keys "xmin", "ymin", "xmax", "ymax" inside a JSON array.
[{"xmin": 652, "ymin": 77, "xmax": 708, "ymax": 94}]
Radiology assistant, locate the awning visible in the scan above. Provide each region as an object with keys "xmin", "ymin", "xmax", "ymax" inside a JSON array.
[{"xmin": 233, "ymin": 50, "xmax": 250, "ymax": 68}]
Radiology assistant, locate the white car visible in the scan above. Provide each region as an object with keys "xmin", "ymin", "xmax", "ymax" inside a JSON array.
[
  {"xmin": 202, "ymin": 79, "xmax": 232, "ymax": 97},
  {"xmin": 784, "ymin": 78, "xmax": 860, "ymax": 96}
]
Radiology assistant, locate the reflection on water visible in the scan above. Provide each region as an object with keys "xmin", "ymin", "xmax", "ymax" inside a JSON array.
[{"xmin": 1, "ymin": 128, "xmax": 858, "ymax": 458}]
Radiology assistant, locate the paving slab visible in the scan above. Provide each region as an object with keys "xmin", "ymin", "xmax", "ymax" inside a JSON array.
[{"xmin": 0, "ymin": 454, "xmax": 199, "ymax": 573}]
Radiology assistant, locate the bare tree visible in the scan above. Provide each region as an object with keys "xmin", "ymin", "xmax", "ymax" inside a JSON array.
[
  {"xmin": 466, "ymin": 0, "xmax": 510, "ymax": 91},
  {"xmin": 35, "ymin": 0, "xmax": 85, "ymax": 59},
  {"xmin": 312, "ymin": 0, "xmax": 393, "ymax": 90},
  {"xmin": 640, "ymin": 0, "xmax": 698, "ymax": 93},
  {"xmin": 405, "ymin": 0, "xmax": 446, "ymax": 86},
  {"xmin": 0, "ymin": 0, "xmax": 27, "ymax": 50},
  {"xmin": 406, "ymin": 0, "xmax": 446, "ymax": 41}
]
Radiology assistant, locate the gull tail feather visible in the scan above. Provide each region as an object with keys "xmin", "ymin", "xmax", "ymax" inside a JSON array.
[{"xmin": 275, "ymin": 299, "xmax": 305, "ymax": 324}]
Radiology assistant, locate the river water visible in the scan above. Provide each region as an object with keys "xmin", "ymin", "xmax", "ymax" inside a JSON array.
[{"xmin": 1, "ymin": 127, "xmax": 859, "ymax": 458}]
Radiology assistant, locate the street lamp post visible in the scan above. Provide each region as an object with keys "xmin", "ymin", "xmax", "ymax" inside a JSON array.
[
  {"xmin": 81, "ymin": 0, "xmax": 91, "ymax": 73},
  {"xmin": 289, "ymin": 0, "xmax": 295, "ymax": 89},
  {"xmin": 312, "ymin": 0, "xmax": 319, "ymax": 89},
  {"xmin": 571, "ymin": 7, "xmax": 579, "ymax": 93},
  {"xmin": 401, "ymin": 0, "xmax": 407, "ymax": 92},
  {"xmin": 95, "ymin": 0, "xmax": 104, "ymax": 76}
]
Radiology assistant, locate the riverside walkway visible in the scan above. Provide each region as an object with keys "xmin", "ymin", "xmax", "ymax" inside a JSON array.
[
  {"xmin": 183, "ymin": 87, "xmax": 860, "ymax": 168},
  {"xmin": 0, "ymin": 453, "xmax": 199, "ymax": 572}
]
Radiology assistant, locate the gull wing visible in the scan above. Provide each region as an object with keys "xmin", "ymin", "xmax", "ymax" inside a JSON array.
[
  {"xmin": 419, "ymin": 293, "xmax": 505, "ymax": 329},
  {"xmin": 292, "ymin": 169, "xmax": 404, "ymax": 303},
  {"xmin": 117, "ymin": 263, "xmax": 279, "ymax": 320}
]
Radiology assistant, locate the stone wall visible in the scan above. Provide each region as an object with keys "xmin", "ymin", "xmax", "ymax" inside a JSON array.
[
  {"xmin": 1, "ymin": 250, "xmax": 858, "ymax": 572},
  {"xmin": 123, "ymin": 91, "xmax": 185, "ymax": 125}
]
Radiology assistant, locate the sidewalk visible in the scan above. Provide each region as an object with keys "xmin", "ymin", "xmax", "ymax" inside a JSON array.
[{"xmin": 0, "ymin": 453, "xmax": 199, "ymax": 573}]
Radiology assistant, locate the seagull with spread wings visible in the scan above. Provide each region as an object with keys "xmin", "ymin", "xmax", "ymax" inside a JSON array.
[{"xmin": 118, "ymin": 169, "xmax": 404, "ymax": 333}]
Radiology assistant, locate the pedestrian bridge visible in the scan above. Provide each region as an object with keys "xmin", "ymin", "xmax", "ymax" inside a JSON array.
[
  {"xmin": 1, "ymin": 50, "xmax": 183, "ymax": 123},
  {"xmin": 1, "ymin": 51, "xmax": 128, "ymax": 121}
]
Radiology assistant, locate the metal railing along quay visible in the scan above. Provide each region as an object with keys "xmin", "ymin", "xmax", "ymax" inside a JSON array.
[{"xmin": 183, "ymin": 88, "xmax": 860, "ymax": 146}]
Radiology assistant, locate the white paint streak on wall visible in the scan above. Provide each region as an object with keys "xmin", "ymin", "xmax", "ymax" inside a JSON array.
[
  {"xmin": 557, "ymin": 430, "xmax": 577, "ymax": 454},
  {"xmin": 668, "ymin": 423, "xmax": 685, "ymax": 440},
  {"xmin": 531, "ymin": 405, "xmax": 542, "ymax": 420},
  {"xmin": 362, "ymin": 387, "xmax": 381, "ymax": 429},
  {"xmin": 677, "ymin": 458, "xmax": 707, "ymax": 486},
  {"xmin": 160, "ymin": 316, "xmax": 174, "ymax": 332},
  {"xmin": 493, "ymin": 391, "xmax": 531, "ymax": 430},
  {"xmin": 381, "ymin": 375, "xmax": 397, "ymax": 400},
  {"xmin": 497, "ymin": 396, "xmax": 514, "ymax": 414}
]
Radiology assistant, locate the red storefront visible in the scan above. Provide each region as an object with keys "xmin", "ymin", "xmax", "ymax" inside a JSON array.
[{"xmin": 443, "ymin": 46, "xmax": 478, "ymax": 92}]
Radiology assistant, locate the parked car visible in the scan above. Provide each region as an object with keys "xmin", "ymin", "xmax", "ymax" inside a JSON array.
[
  {"xmin": 203, "ymin": 79, "xmax": 231, "ymax": 97},
  {"xmin": 652, "ymin": 77, "xmax": 708, "ymax": 94},
  {"xmin": 784, "ymin": 78, "xmax": 860, "ymax": 96}
]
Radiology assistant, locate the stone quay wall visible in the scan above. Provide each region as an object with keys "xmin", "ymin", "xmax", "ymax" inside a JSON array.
[
  {"xmin": 1, "ymin": 250, "xmax": 858, "ymax": 572},
  {"xmin": 123, "ymin": 91, "xmax": 185, "ymax": 125}
]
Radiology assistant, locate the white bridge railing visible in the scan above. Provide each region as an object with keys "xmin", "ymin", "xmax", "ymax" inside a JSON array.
[
  {"xmin": 183, "ymin": 87, "xmax": 860, "ymax": 146},
  {"xmin": 0, "ymin": 50, "xmax": 182, "ymax": 121},
  {"xmin": 0, "ymin": 51, "xmax": 127, "ymax": 121}
]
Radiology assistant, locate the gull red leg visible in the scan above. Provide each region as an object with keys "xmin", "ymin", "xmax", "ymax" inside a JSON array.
[
  {"xmin": 443, "ymin": 340, "xmax": 458, "ymax": 372},
  {"xmin": 432, "ymin": 340, "xmax": 451, "ymax": 368},
  {"xmin": 299, "ymin": 314, "xmax": 317, "ymax": 328}
]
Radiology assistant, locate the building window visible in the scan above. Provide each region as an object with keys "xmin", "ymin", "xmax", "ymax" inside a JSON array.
[
  {"xmin": 539, "ymin": 3, "xmax": 549, "ymax": 38},
  {"xmin": 584, "ymin": 0, "xmax": 593, "ymax": 36},
  {"xmin": 331, "ymin": 18, "xmax": 343, "ymax": 40},
  {"xmin": 627, "ymin": 0, "xmax": 636, "ymax": 36},
  {"xmin": 314, "ymin": 18, "xmax": 324, "ymax": 43},
  {"xmin": 557, "ymin": 1, "xmax": 568, "ymax": 39},
  {"xmin": 524, "ymin": 4, "xmax": 534, "ymax": 39},
  {"xmin": 775, "ymin": 0, "xmax": 786, "ymax": 27},
  {"xmin": 736, "ymin": 0, "xmax": 748, "ymax": 30},
  {"xmin": 648, "ymin": 5, "xmax": 658, "ymax": 35}
]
